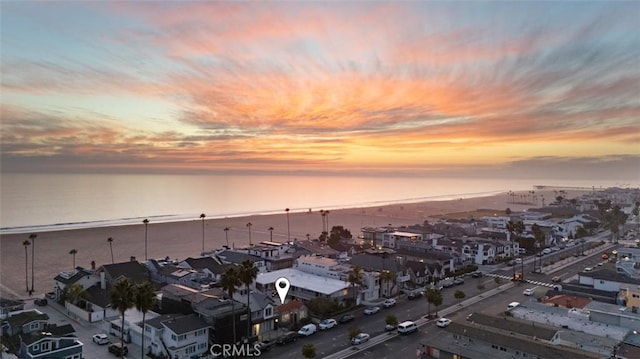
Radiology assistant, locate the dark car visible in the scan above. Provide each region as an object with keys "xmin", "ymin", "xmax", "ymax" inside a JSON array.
[
  {"xmin": 108, "ymin": 343, "xmax": 128, "ymax": 357},
  {"xmin": 34, "ymin": 298, "xmax": 47, "ymax": 306},
  {"xmin": 276, "ymin": 331, "xmax": 298, "ymax": 345},
  {"xmin": 407, "ymin": 291, "xmax": 422, "ymax": 300},
  {"xmin": 256, "ymin": 340, "xmax": 275, "ymax": 352},
  {"xmin": 339, "ymin": 314, "xmax": 355, "ymax": 323}
]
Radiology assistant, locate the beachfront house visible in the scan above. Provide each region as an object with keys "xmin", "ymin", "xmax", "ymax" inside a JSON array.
[
  {"xmin": 18, "ymin": 334, "xmax": 83, "ymax": 359},
  {"xmin": 290, "ymin": 239, "xmax": 341, "ymax": 259},
  {"xmin": 379, "ymin": 231, "xmax": 423, "ymax": 249},
  {"xmin": 52, "ymin": 266, "xmax": 99, "ymax": 302},
  {"xmin": 144, "ymin": 314, "xmax": 210, "ymax": 359},
  {"xmin": 361, "ymin": 226, "xmax": 396, "ymax": 248},
  {"xmin": 180, "ymin": 256, "xmax": 230, "ymax": 284},
  {"xmin": 247, "ymin": 241, "xmax": 296, "ymax": 271}
]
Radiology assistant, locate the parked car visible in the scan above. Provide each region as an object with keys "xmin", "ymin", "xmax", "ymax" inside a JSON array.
[
  {"xmin": 276, "ymin": 331, "xmax": 298, "ymax": 345},
  {"xmin": 471, "ymin": 271, "xmax": 483, "ymax": 278},
  {"xmin": 46, "ymin": 292, "xmax": 56, "ymax": 299},
  {"xmin": 551, "ymin": 276, "xmax": 562, "ymax": 283},
  {"xmin": 385, "ymin": 324, "xmax": 396, "ymax": 331},
  {"xmin": 602, "ymin": 253, "xmax": 609, "ymax": 260},
  {"xmin": 256, "ymin": 340, "xmax": 275, "ymax": 352},
  {"xmin": 339, "ymin": 314, "xmax": 355, "ymax": 323},
  {"xmin": 584, "ymin": 267, "xmax": 593, "ymax": 272},
  {"xmin": 523, "ymin": 288, "xmax": 535, "ymax": 296},
  {"xmin": 297, "ymin": 323, "xmax": 317, "ymax": 336},
  {"xmin": 441, "ymin": 279, "xmax": 455, "ymax": 288},
  {"xmin": 319, "ymin": 318, "xmax": 337, "ymax": 330},
  {"xmin": 407, "ymin": 291, "xmax": 423, "ymax": 300},
  {"xmin": 34, "ymin": 298, "xmax": 47, "ymax": 306},
  {"xmin": 382, "ymin": 298, "xmax": 396, "ymax": 308},
  {"xmin": 436, "ymin": 318, "xmax": 451, "ymax": 328},
  {"xmin": 92, "ymin": 333, "xmax": 110, "ymax": 345},
  {"xmin": 507, "ymin": 302, "xmax": 520, "ymax": 310},
  {"xmin": 453, "ymin": 278, "xmax": 464, "ymax": 285},
  {"xmin": 364, "ymin": 306, "xmax": 381, "ymax": 315},
  {"xmin": 397, "ymin": 320, "xmax": 418, "ymax": 334},
  {"xmin": 108, "ymin": 343, "xmax": 128, "ymax": 357},
  {"xmin": 351, "ymin": 333, "xmax": 370, "ymax": 345}
]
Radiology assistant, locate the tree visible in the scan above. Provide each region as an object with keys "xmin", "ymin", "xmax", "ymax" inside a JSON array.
[
  {"xmin": 246, "ymin": 222, "xmax": 253, "ymax": 246},
  {"xmin": 69, "ymin": 249, "xmax": 78, "ymax": 270},
  {"xmin": 110, "ymin": 277, "xmax": 135, "ymax": 358},
  {"xmin": 23, "ymin": 240, "xmax": 30, "ymax": 293},
  {"xmin": 63, "ymin": 283, "xmax": 86, "ymax": 306},
  {"xmin": 505, "ymin": 208, "xmax": 512, "ymax": 216},
  {"xmin": 224, "ymin": 227, "xmax": 230, "ymax": 247},
  {"xmin": 135, "ymin": 281, "xmax": 156, "ymax": 359},
  {"xmin": 604, "ymin": 205, "xmax": 628, "ymax": 243},
  {"xmin": 575, "ymin": 226, "xmax": 588, "ymax": 239},
  {"xmin": 238, "ymin": 259, "xmax": 258, "ymax": 339},
  {"xmin": 385, "ymin": 314, "xmax": 398, "ymax": 326},
  {"xmin": 200, "ymin": 213, "xmax": 206, "ymax": 254},
  {"xmin": 531, "ymin": 223, "xmax": 545, "ymax": 249},
  {"xmin": 221, "ymin": 266, "xmax": 241, "ymax": 345},
  {"xmin": 348, "ymin": 325, "xmax": 362, "ymax": 339},
  {"xmin": 142, "ymin": 218, "xmax": 150, "ymax": 261},
  {"xmin": 302, "ymin": 343, "xmax": 316, "ymax": 359},
  {"xmin": 494, "ymin": 277, "xmax": 502, "ymax": 288},
  {"xmin": 285, "ymin": 208, "xmax": 291, "ymax": 242},
  {"xmin": 426, "ymin": 288, "xmax": 443, "ymax": 317},
  {"xmin": 107, "ymin": 237, "xmax": 115, "ymax": 264},
  {"xmin": 454, "ymin": 290, "xmax": 466, "ymax": 305},
  {"xmin": 379, "ymin": 271, "xmax": 396, "ymax": 298},
  {"xmin": 29, "ymin": 233, "xmax": 37, "ymax": 292},
  {"xmin": 268, "ymin": 226, "xmax": 274, "ymax": 242},
  {"xmin": 506, "ymin": 220, "xmax": 525, "ymax": 242},
  {"xmin": 347, "ymin": 265, "xmax": 364, "ymax": 303}
]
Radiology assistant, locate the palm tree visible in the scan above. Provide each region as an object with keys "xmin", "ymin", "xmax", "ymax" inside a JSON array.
[
  {"xmin": 379, "ymin": 271, "xmax": 396, "ymax": 298},
  {"xmin": 107, "ymin": 237, "xmax": 115, "ymax": 264},
  {"xmin": 347, "ymin": 265, "xmax": 364, "ymax": 304},
  {"xmin": 23, "ymin": 240, "xmax": 30, "ymax": 293},
  {"xmin": 246, "ymin": 222, "xmax": 253, "ymax": 246},
  {"xmin": 238, "ymin": 259, "xmax": 258, "ymax": 339},
  {"xmin": 320, "ymin": 210, "xmax": 326, "ymax": 233},
  {"xmin": 285, "ymin": 208, "xmax": 291, "ymax": 242},
  {"xmin": 200, "ymin": 213, "xmax": 206, "ymax": 254},
  {"xmin": 221, "ymin": 266, "xmax": 241, "ymax": 345},
  {"xmin": 142, "ymin": 219, "xmax": 150, "ymax": 261},
  {"xmin": 69, "ymin": 249, "xmax": 78, "ymax": 270},
  {"xmin": 268, "ymin": 227, "xmax": 274, "ymax": 242},
  {"xmin": 135, "ymin": 281, "xmax": 156, "ymax": 359},
  {"xmin": 29, "ymin": 233, "xmax": 36, "ymax": 292},
  {"xmin": 324, "ymin": 210, "xmax": 330, "ymax": 233},
  {"xmin": 110, "ymin": 277, "xmax": 135, "ymax": 358},
  {"xmin": 224, "ymin": 227, "xmax": 230, "ymax": 247}
]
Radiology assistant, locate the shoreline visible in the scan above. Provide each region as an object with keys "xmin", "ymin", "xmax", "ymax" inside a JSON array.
[
  {"xmin": 0, "ymin": 189, "xmax": 590, "ymax": 300},
  {"xmin": 0, "ymin": 189, "xmax": 508, "ymax": 235}
]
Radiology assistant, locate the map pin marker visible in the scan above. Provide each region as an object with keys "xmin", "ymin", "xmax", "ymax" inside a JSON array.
[{"xmin": 275, "ymin": 277, "xmax": 290, "ymax": 305}]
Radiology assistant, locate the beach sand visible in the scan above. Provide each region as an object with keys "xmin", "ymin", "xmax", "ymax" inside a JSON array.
[{"xmin": 0, "ymin": 189, "xmax": 588, "ymax": 299}]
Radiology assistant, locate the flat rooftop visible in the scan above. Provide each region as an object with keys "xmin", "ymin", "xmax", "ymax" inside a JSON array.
[{"xmin": 256, "ymin": 268, "xmax": 349, "ymax": 295}]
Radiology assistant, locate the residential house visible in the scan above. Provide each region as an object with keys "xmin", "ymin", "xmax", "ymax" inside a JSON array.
[
  {"xmin": 276, "ymin": 299, "xmax": 308, "ymax": 329},
  {"xmin": 215, "ymin": 250, "xmax": 266, "ymax": 273},
  {"xmin": 404, "ymin": 260, "xmax": 444, "ymax": 286},
  {"xmin": 52, "ymin": 267, "xmax": 99, "ymax": 301},
  {"xmin": 255, "ymin": 268, "xmax": 353, "ymax": 304},
  {"xmin": 100, "ymin": 259, "xmax": 150, "ymax": 287},
  {"xmin": 379, "ymin": 231, "xmax": 423, "ymax": 249},
  {"xmin": 289, "ymin": 240, "xmax": 340, "ymax": 259},
  {"xmin": 180, "ymin": 256, "xmax": 230, "ymax": 284},
  {"xmin": 461, "ymin": 240, "xmax": 496, "ymax": 265},
  {"xmin": 361, "ymin": 226, "xmax": 395, "ymax": 247},
  {"xmin": 145, "ymin": 314, "xmax": 210, "ymax": 359},
  {"xmin": 347, "ymin": 253, "xmax": 411, "ymax": 292},
  {"xmin": 19, "ymin": 334, "xmax": 83, "ymax": 359},
  {"xmin": 147, "ymin": 259, "xmax": 201, "ymax": 288},
  {"xmin": 247, "ymin": 241, "xmax": 295, "ymax": 271},
  {"xmin": 232, "ymin": 291, "xmax": 276, "ymax": 338},
  {"xmin": 0, "ymin": 310, "xmax": 48, "ymax": 337},
  {"xmin": 0, "ymin": 298, "xmax": 24, "ymax": 320}
]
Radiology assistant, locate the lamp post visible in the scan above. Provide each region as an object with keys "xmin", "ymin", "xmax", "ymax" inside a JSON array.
[{"xmin": 285, "ymin": 208, "xmax": 290, "ymax": 243}]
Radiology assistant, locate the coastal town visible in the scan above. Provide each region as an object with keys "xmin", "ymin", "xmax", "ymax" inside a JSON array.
[{"xmin": 2, "ymin": 187, "xmax": 640, "ymax": 359}]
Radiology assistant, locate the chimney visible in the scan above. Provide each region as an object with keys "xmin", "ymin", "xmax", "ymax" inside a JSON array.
[
  {"xmin": 100, "ymin": 271, "xmax": 106, "ymax": 290},
  {"xmin": 130, "ymin": 256, "xmax": 136, "ymax": 262},
  {"xmin": 91, "ymin": 260, "xmax": 96, "ymax": 270}
]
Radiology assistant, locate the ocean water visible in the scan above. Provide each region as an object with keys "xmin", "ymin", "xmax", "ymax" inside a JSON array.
[{"xmin": 0, "ymin": 173, "xmax": 631, "ymax": 234}]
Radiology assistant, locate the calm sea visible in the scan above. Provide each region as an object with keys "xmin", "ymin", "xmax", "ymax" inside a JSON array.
[{"xmin": 0, "ymin": 173, "xmax": 631, "ymax": 234}]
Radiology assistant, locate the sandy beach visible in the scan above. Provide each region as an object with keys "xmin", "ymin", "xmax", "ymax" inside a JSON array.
[{"xmin": 0, "ymin": 189, "xmax": 588, "ymax": 300}]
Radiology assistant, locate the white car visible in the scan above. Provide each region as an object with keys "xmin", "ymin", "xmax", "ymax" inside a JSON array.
[
  {"xmin": 92, "ymin": 333, "xmax": 110, "ymax": 345},
  {"xmin": 318, "ymin": 318, "xmax": 337, "ymax": 330},
  {"xmin": 584, "ymin": 267, "xmax": 593, "ymax": 272},
  {"xmin": 351, "ymin": 333, "xmax": 370, "ymax": 345},
  {"xmin": 297, "ymin": 323, "xmax": 317, "ymax": 336},
  {"xmin": 382, "ymin": 298, "xmax": 396, "ymax": 308},
  {"xmin": 436, "ymin": 318, "xmax": 451, "ymax": 328},
  {"xmin": 523, "ymin": 288, "xmax": 535, "ymax": 296},
  {"xmin": 364, "ymin": 306, "xmax": 381, "ymax": 315}
]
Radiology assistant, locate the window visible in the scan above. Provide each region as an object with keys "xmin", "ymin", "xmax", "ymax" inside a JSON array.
[
  {"xmin": 265, "ymin": 307, "xmax": 273, "ymax": 317},
  {"xmin": 32, "ymin": 344, "xmax": 39, "ymax": 352},
  {"xmin": 41, "ymin": 342, "xmax": 50, "ymax": 351}
]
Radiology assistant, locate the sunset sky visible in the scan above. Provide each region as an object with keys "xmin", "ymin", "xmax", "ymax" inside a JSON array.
[{"xmin": 1, "ymin": 2, "xmax": 639, "ymax": 179}]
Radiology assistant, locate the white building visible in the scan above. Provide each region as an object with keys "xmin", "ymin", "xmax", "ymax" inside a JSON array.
[
  {"xmin": 380, "ymin": 231, "xmax": 423, "ymax": 249},
  {"xmin": 145, "ymin": 314, "xmax": 210, "ymax": 359},
  {"xmin": 255, "ymin": 267, "xmax": 354, "ymax": 304}
]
